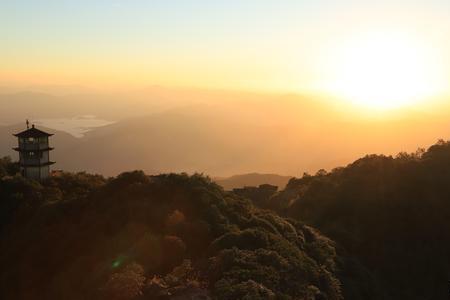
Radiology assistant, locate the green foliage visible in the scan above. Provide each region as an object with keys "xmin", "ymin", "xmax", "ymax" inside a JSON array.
[
  {"xmin": 0, "ymin": 170, "xmax": 342, "ymax": 300},
  {"xmin": 99, "ymin": 263, "xmax": 146, "ymax": 300},
  {"xmin": 0, "ymin": 156, "xmax": 20, "ymax": 177},
  {"xmin": 232, "ymin": 184, "xmax": 279, "ymax": 208},
  {"xmin": 4, "ymin": 139, "xmax": 450, "ymax": 299},
  {"xmin": 273, "ymin": 140, "xmax": 450, "ymax": 299}
]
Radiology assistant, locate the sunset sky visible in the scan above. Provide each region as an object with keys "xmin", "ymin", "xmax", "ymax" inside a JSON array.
[{"xmin": 2, "ymin": 1, "xmax": 450, "ymax": 109}]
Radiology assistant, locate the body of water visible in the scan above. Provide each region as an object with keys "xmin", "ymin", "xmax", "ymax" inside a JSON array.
[{"xmin": 34, "ymin": 116, "xmax": 115, "ymax": 138}]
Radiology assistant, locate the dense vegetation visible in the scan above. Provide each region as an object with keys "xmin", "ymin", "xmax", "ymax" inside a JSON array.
[
  {"xmin": 0, "ymin": 162, "xmax": 342, "ymax": 300},
  {"xmin": 238, "ymin": 140, "xmax": 450, "ymax": 300},
  {"xmin": 2, "ymin": 139, "xmax": 450, "ymax": 299}
]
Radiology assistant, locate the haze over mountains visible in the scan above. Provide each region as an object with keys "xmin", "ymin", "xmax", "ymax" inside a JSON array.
[{"xmin": 2, "ymin": 87, "xmax": 450, "ymax": 178}]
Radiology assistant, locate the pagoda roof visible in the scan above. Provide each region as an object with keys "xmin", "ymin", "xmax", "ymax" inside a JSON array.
[{"xmin": 13, "ymin": 125, "xmax": 53, "ymax": 138}]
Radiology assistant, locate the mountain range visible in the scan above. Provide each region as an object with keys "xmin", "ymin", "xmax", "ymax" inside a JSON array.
[{"xmin": 1, "ymin": 88, "xmax": 450, "ymax": 177}]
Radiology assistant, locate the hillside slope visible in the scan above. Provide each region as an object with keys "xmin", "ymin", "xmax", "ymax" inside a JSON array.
[
  {"xmin": 4, "ymin": 91, "xmax": 450, "ymax": 177},
  {"xmin": 0, "ymin": 170, "xmax": 342, "ymax": 300},
  {"xmin": 265, "ymin": 140, "xmax": 450, "ymax": 300}
]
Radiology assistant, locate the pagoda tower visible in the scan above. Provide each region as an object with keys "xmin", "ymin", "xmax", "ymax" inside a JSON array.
[{"xmin": 13, "ymin": 123, "xmax": 55, "ymax": 181}]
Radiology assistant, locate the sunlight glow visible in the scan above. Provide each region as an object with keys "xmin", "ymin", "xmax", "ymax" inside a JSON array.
[{"xmin": 324, "ymin": 32, "xmax": 445, "ymax": 110}]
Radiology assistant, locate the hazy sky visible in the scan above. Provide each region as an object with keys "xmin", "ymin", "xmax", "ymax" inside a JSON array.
[
  {"xmin": 2, "ymin": 1, "xmax": 450, "ymax": 176},
  {"xmin": 2, "ymin": 1, "xmax": 450, "ymax": 98}
]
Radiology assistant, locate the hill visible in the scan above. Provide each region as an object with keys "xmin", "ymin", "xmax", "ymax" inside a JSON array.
[
  {"xmin": 3, "ymin": 88, "xmax": 450, "ymax": 178},
  {"xmin": 0, "ymin": 87, "xmax": 206, "ymax": 123},
  {"xmin": 3, "ymin": 140, "xmax": 450, "ymax": 299},
  {"xmin": 0, "ymin": 166, "xmax": 342, "ymax": 300},
  {"xmin": 214, "ymin": 173, "xmax": 292, "ymax": 190},
  {"xmin": 249, "ymin": 140, "xmax": 450, "ymax": 300}
]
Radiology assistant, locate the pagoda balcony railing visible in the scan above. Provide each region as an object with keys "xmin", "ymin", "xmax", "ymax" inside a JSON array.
[
  {"xmin": 20, "ymin": 158, "xmax": 49, "ymax": 165},
  {"xmin": 17, "ymin": 142, "xmax": 51, "ymax": 151}
]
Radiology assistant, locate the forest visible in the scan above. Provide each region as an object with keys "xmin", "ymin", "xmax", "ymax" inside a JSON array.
[
  {"xmin": 236, "ymin": 140, "xmax": 450, "ymax": 299},
  {"xmin": 1, "ymin": 140, "xmax": 450, "ymax": 299},
  {"xmin": 0, "ymin": 162, "xmax": 341, "ymax": 299}
]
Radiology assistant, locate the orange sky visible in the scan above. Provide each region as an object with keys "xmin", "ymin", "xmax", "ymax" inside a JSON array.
[{"xmin": 1, "ymin": 1, "xmax": 450, "ymax": 113}]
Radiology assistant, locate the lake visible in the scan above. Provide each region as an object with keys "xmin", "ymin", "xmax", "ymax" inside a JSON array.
[{"xmin": 34, "ymin": 116, "xmax": 115, "ymax": 138}]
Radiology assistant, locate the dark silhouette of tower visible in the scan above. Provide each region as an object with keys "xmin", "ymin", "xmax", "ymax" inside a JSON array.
[{"xmin": 13, "ymin": 123, "xmax": 55, "ymax": 181}]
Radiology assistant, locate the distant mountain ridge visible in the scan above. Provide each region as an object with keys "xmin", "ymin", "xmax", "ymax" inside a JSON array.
[
  {"xmin": 214, "ymin": 173, "xmax": 292, "ymax": 190},
  {"xmin": 2, "ymin": 87, "xmax": 450, "ymax": 177}
]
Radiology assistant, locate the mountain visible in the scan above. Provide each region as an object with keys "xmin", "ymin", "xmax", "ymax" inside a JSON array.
[
  {"xmin": 0, "ymin": 169, "xmax": 343, "ymax": 300},
  {"xmin": 256, "ymin": 140, "xmax": 450, "ymax": 300},
  {"xmin": 7, "ymin": 96, "xmax": 334, "ymax": 176},
  {"xmin": 0, "ymin": 87, "xmax": 202, "ymax": 124},
  {"xmin": 0, "ymin": 87, "xmax": 294, "ymax": 124},
  {"xmin": 214, "ymin": 173, "xmax": 293, "ymax": 190},
  {"xmin": 2, "ymin": 88, "xmax": 450, "ymax": 178},
  {"xmin": 2, "ymin": 140, "xmax": 450, "ymax": 299}
]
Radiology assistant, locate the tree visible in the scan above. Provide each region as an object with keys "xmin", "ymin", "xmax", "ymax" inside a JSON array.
[{"xmin": 100, "ymin": 263, "xmax": 145, "ymax": 300}]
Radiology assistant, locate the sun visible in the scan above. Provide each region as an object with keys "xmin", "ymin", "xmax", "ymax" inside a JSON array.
[{"xmin": 324, "ymin": 32, "xmax": 444, "ymax": 110}]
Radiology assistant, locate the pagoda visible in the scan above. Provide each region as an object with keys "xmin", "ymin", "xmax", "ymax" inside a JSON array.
[{"xmin": 13, "ymin": 122, "xmax": 55, "ymax": 181}]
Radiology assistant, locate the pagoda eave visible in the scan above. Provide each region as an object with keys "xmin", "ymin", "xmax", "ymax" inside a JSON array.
[
  {"xmin": 13, "ymin": 147, "xmax": 54, "ymax": 152},
  {"xmin": 19, "ymin": 161, "xmax": 56, "ymax": 167}
]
